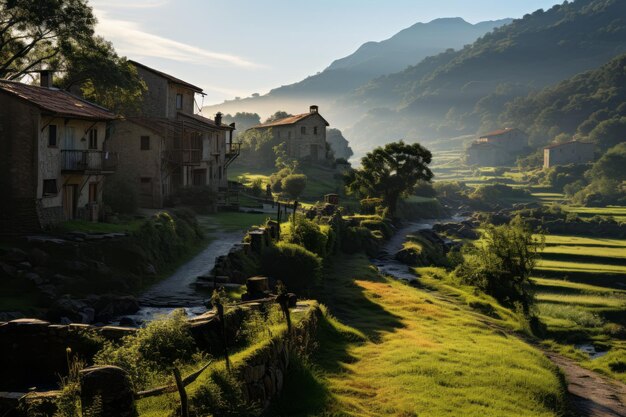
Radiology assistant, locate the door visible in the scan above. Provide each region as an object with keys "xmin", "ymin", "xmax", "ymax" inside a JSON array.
[
  {"xmin": 139, "ymin": 177, "xmax": 153, "ymax": 208},
  {"xmin": 64, "ymin": 127, "xmax": 75, "ymax": 150},
  {"xmin": 310, "ymin": 144, "xmax": 319, "ymax": 160},
  {"xmin": 63, "ymin": 185, "xmax": 77, "ymax": 219}
]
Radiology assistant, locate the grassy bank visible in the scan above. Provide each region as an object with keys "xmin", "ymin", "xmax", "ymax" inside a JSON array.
[{"xmin": 268, "ymin": 255, "xmax": 568, "ymax": 417}]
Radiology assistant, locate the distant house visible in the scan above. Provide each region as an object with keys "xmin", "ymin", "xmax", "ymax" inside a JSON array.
[
  {"xmin": 466, "ymin": 128, "xmax": 528, "ymax": 166},
  {"xmin": 543, "ymin": 140, "xmax": 595, "ymax": 169},
  {"xmin": 107, "ymin": 61, "xmax": 239, "ymax": 208},
  {"xmin": 0, "ymin": 73, "xmax": 117, "ymax": 233},
  {"xmin": 248, "ymin": 105, "xmax": 330, "ymax": 161}
]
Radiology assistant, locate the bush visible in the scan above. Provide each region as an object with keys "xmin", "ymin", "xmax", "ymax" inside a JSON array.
[
  {"xmin": 282, "ymin": 216, "xmax": 329, "ymax": 258},
  {"xmin": 360, "ymin": 198, "xmax": 384, "ymax": 215},
  {"xmin": 469, "ymin": 183, "xmax": 530, "ymax": 202},
  {"xmin": 104, "ymin": 178, "xmax": 138, "ymax": 214},
  {"xmin": 260, "ymin": 242, "xmax": 322, "ymax": 291},
  {"xmin": 340, "ymin": 226, "xmax": 382, "ymax": 256},
  {"xmin": 281, "ymin": 174, "xmax": 307, "ymax": 199},
  {"xmin": 269, "ymin": 167, "xmax": 291, "ymax": 193},
  {"xmin": 250, "ymin": 178, "xmax": 263, "ymax": 196},
  {"xmin": 94, "ymin": 309, "xmax": 199, "ymax": 388},
  {"xmin": 360, "ymin": 219, "xmax": 393, "ymax": 239}
]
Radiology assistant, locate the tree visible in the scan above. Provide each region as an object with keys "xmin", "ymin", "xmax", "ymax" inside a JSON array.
[
  {"xmin": 222, "ymin": 112, "xmax": 261, "ymax": 137},
  {"xmin": 1, "ymin": 0, "xmax": 145, "ymax": 112},
  {"xmin": 326, "ymin": 128, "xmax": 354, "ymax": 160},
  {"xmin": 273, "ymin": 142, "xmax": 298, "ymax": 172},
  {"xmin": 282, "ymin": 174, "xmax": 307, "ymax": 199},
  {"xmin": 455, "ymin": 217, "xmax": 544, "ymax": 314},
  {"xmin": 265, "ymin": 111, "xmax": 292, "ymax": 123},
  {"xmin": 345, "ymin": 141, "xmax": 433, "ymax": 215}
]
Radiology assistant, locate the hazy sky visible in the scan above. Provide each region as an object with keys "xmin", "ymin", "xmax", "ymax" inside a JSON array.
[{"xmin": 92, "ymin": 0, "xmax": 562, "ymax": 105}]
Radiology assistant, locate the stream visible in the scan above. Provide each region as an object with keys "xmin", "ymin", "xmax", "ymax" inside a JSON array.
[
  {"xmin": 373, "ymin": 217, "xmax": 463, "ymax": 282},
  {"xmin": 117, "ymin": 230, "xmax": 245, "ymax": 325}
]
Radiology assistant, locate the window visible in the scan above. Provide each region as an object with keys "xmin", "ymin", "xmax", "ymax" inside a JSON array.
[
  {"xmin": 42, "ymin": 179, "xmax": 57, "ymax": 197},
  {"xmin": 88, "ymin": 129, "xmax": 98, "ymax": 149},
  {"xmin": 314, "ymin": 126, "xmax": 318, "ymax": 135},
  {"xmin": 48, "ymin": 125, "xmax": 57, "ymax": 147},
  {"xmin": 300, "ymin": 126, "xmax": 306, "ymax": 135},
  {"xmin": 140, "ymin": 135, "xmax": 150, "ymax": 150},
  {"xmin": 176, "ymin": 94, "xmax": 183, "ymax": 109},
  {"xmin": 88, "ymin": 183, "xmax": 98, "ymax": 203}
]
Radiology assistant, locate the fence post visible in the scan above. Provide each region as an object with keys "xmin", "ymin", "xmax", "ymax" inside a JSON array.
[{"xmin": 173, "ymin": 367, "xmax": 189, "ymax": 417}]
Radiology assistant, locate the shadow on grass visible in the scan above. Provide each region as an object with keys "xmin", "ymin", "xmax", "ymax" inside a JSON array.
[
  {"xmin": 315, "ymin": 255, "xmax": 404, "ymax": 343},
  {"xmin": 540, "ymin": 252, "xmax": 626, "ymax": 266},
  {"xmin": 534, "ymin": 269, "xmax": 626, "ymax": 289}
]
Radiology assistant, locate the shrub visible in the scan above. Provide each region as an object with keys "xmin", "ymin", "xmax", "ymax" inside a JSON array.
[
  {"xmin": 260, "ymin": 242, "xmax": 322, "ymax": 291},
  {"xmin": 94, "ymin": 309, "xmax": 199, "ymax": 388},
  {"xmin": 250, "ymin": 178, "xmax": 263, "ymax": 196},
  {"xmin": 269, "ymin": 167, "xmax": 291, "ymax": 193},
  {"xmin": 281, "ymin": 174, "xmax": 307, "ymax": 199},
  {"xmin": 104, "ymin": 177, "xmax": 138, "ymax": 214},
  {"xmin": 360, "ymin": 198, "xmax": 384, "ymax": 215},
  {"xmin": 282, "ymin": 216, "xmax": 329, "ymax": 257},
  {"xmin": 360, "ymin": 219, "xmax": 393, "ymax": 239},
  {"xmin": 469, "ymin": 183, "xmax": 530, "ymax": 202},
  {"xmin": 340, "ymin": 226, "xmax": 381, "ymax": 256}
]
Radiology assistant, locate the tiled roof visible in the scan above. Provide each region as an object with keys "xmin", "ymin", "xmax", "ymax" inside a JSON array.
[
  {"xmin": 130, "ymin": 60, "xmax": 203, "ymax": 93},
  {"xmin": 480, "ymin": 128, "xmax": 517, "ymax": 138},
  {"xmin": 544, "ymin": 140, "xmax": 594, "ymax": 150},
  {"xmin": 250, "ymin": 111, "xmax": 330, "ymax": 129},
  {"xmin": 177, "ymin": 112, "xmax": 234, "ymax": 130},
  {"xmin": 0, "ymin": 80, "xmax": 115, "ymax": 121}
]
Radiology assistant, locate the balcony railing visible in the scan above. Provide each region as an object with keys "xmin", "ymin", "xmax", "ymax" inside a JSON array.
[
  {"xmin": 164, "ymin": 149, "xmax": 202, "ymax": 165},
  {"xmin": 61, "ymin": 150, "xmax": 118, "ymax": 173}
]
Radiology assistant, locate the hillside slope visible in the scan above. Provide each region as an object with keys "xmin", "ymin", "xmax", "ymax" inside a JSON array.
[
  {"xmin": 202, "ymin": 18, "xmax": 510, "ymax": 124},
  {"xmin": 345, "ymin": 0, "xmax": 626, "ymax": 151}
]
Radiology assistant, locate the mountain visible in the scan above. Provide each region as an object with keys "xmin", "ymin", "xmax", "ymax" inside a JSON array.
[
  {"xmin": 345, "ymin": 0, "xmax": 626, "ymax": 152},
  {"xmin": 203, "ymin": 18, "xmax": 511, "ymax": 123},
  {"xmin": 498, "ymin": 53, "xmax": 626, "ymax": 150}
]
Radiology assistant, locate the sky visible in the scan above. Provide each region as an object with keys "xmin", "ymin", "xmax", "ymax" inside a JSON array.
[{"xmin": 91, "ymin": 0, "xmax": 563, "ymax": 105}]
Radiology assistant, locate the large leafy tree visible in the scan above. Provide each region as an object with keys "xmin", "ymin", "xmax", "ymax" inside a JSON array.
[
  {"xmin": 345, "ymin": 141, "xmax": 433, "ymax": 215},
  {"xmin": 0, "ymin": 0, "xmax": 144, "ymax": 112}
]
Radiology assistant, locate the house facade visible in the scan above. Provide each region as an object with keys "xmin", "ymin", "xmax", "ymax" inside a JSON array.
[
  {"xmin": 0, "ymin": 75, "xmax": 117, "ymax": 233},
  {"xmin": 107, "ymin": 61, "xmax": 239, "ymax": 208},
  {"xmin": 466, "ymin": 128, "xmax": 528, "ymax": 166},
  {"xmin": 248, "ymin": 106, "xmax": 329, "ymax": 161},
  {"xmin": 543, "ymin": 140, "xmax": 595, "ymax": 169}
]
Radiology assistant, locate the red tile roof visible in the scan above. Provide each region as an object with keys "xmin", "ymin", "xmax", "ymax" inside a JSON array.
[
  {"xmin": 250, "ymin": 111, "xmax": 329, "ymax": 129},
  {"xmin": 543, "ymin": 140, "xmax": 595, "ymax": 150},
  {"xmin": 0, "ymin": 80, "xmax": 116, "ymax": 121},
  {"xmin": 130, "ymin": 60, "xmax": 203, "ymax": 93}
]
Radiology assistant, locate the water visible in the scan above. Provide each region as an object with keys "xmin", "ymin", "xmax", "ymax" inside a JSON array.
[
  {"xmin": 576, "ymin": 343, "xmax": 609, "ymax": 359},
  {"xmin": 119, "ymin": 231, "xmax": 245, "ymax": 325},
  {"xmin": 373, "ymin": 217, "xmax": 463, "ymax": 282}
]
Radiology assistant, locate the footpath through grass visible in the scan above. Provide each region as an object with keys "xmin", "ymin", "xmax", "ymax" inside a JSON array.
[{"xmin": 268, "ymin": 255, "xmax": 568, "ymax": 417}]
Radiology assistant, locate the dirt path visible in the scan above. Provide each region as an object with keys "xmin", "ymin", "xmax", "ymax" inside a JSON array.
[{"xmin": 541, "ymin": 350, "xmax": 626, "ymax": 417}]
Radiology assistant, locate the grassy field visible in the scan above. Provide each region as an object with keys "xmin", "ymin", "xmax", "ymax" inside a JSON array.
[
  {"xmin": 267, "ymin": 255, "xmax": 568, "ymax": 417},
  {"xmin": 532, "ymin": 233, "xmax": 626, "ymax": 383}
]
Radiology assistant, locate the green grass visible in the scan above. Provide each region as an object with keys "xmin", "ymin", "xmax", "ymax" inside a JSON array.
[
  {"xmin": 532, "ymin": 233, "xmax": 626, "ymax": 383},
  {"xmin": 268, "ymin": 255, "xmax": 567, "ymax": 417},
  {"xmin": 57, "ymin": 218, "xmax": 145, "ymax": 233}
]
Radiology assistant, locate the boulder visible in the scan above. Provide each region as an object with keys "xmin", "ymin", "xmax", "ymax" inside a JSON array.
[
  {"xmin": 80, "ymin": 366, "xmax": 137, "ymax": 417},
  {"xmin": 1, "ymin": 248, "xmax": 28, "ymax": 263},
  {"xmin": 28, "ymin": 248, "xmax": 50, "ymax": 267}
]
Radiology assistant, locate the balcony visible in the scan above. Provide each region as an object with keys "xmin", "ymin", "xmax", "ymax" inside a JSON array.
[
  {"xmin": 163, "ymin": 149, "xmax": 202, "ymax": 166},
  {"xmin": 225, "ymin": 142, "xmax": 241, "ymax": 168},
  {"xmin": 61, "ymin": 150, "xmax": 117, "ymax": 174}
]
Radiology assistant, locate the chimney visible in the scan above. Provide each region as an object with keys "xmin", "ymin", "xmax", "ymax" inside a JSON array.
[
  {"xmin": 40, "ymin": 70, "xmax": 52, "ymax": 88},
  {"xmin": 310, "ymin": 105, "xmax": 318, "ymax": 113},
  {"xmin": 215, "ymin": 112, "xmax": 222, "ymax": 126}
]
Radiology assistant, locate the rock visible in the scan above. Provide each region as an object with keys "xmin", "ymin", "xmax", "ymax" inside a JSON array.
[
  {"xmin": 0, "ymin": 311, "xmax": 24, "ymax": 321},
  {"xmin": 80, "ymin": 308, "xmax": 96, "ymax": 324},
  {"xmin": 79, "ymin": 366, "xmax": 137, "ymax": 417},
  {"xmin": 64, "ymin": 260, "xmax": 89, "ymax": 273},
  {"xmin": 1, "ymin": 248, "xmax": 28, "ymax": 263},
  {"xmin": 88, "ymin": 261, "xmax": 112, "ymax": 277},
  {"xmin": 143, "ymin": 263, "xmax": 157, "ymax": 275},
  {"xmin": 23, "ymin": 272, "xmax": 44, "ymax": 286},
  {"xmin": 60, "ymin": 317, "xmax": 72, "ymax": 325},
  {"xmin": 118, "ymin": 317, "xmax": 137, "ymax": 327},
  {"xmin": 17, "ymin": 261, "xmax": 32, "ymax": 270},
  {"xmin": 95, "ymin": 296, "xmax": 140, "ymax": 322},
  {"xmin": 0, "ymin": 262, "xmax": 18, "ymax": 278},
  {"xmin": 28, "ymin": 248, "xmax": 50, "ymax": 267}
]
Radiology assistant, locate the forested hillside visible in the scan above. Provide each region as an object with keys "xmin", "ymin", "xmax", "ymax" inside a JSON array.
[{"xmin": 345, "ymin": 0, "xmax": 626, "ymax": 150}]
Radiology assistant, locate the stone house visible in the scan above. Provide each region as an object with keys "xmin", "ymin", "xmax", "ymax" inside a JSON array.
[
  {"xmin": 247, "ymin": 106, "xmax": 329, "ymax": 161},
  {"xmin": 107, "ymin": 61, "xmax": 239, "ymax": 208},
  {"xmin": 543, "ymin": 140, "xmax": 595, "ymax": 169},
  {"xmin": 0, "ymin": 74, "xmax": 117, "ymax": 233},
  {"xmin": 466, "ymin": 128, "xmax": 528, "ymax": 166}
]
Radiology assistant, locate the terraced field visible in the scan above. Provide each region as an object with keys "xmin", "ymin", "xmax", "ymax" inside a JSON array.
[{"xmin": 533, "ymin": 234, "xmax": 626, "ymax": 383}]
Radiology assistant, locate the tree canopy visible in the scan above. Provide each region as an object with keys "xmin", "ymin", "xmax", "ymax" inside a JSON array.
[
  {"xmin": 345, "ymin": 141, "xmax": 433, "ymax": 215},
  {"xmin": 1, "ymin": 0, "xmax": 144, "ymax": 112}
]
